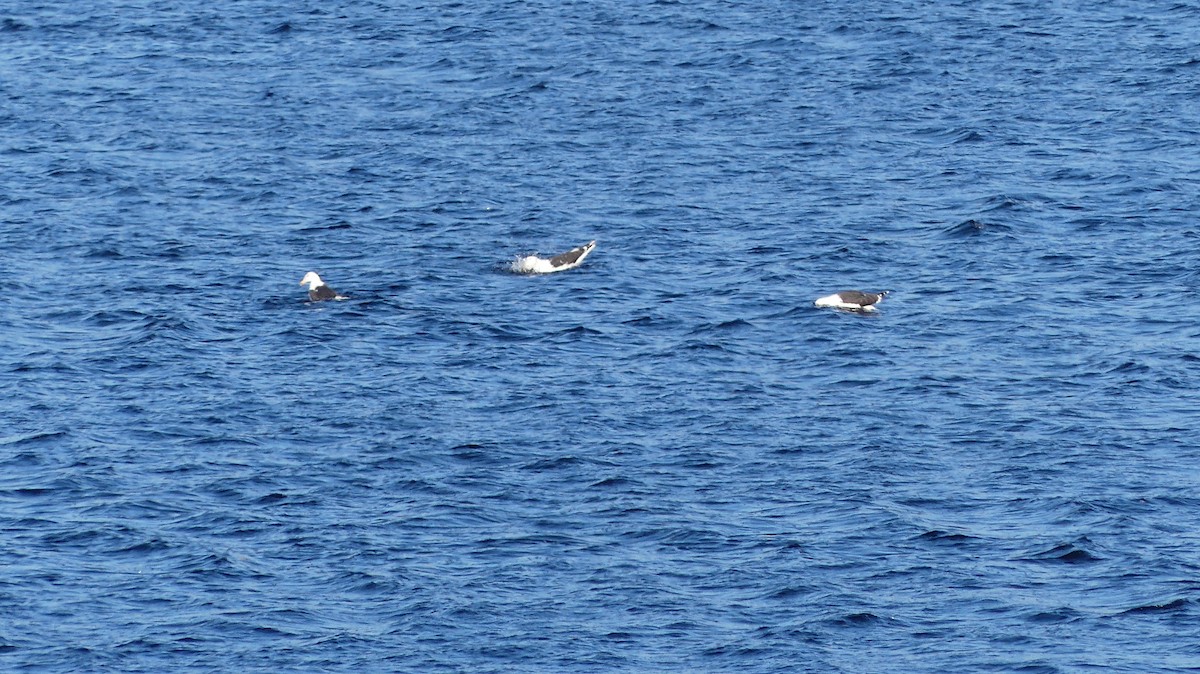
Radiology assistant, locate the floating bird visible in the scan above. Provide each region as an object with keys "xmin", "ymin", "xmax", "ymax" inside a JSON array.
[
  {"xmin": 512, "ymin": 240, "xmax": 597, "ymax": 274},
  {"xmin": 299, "ymin": 271, "xmax": 346, "ymax": 301},
  {"xmin": 814, "ymin": 290, "xmax": 889, "ymax": 312}
]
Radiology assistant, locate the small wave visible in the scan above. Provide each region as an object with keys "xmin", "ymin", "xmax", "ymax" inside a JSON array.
[
  {"xmin": 951, "ymin": 129, "xmax": 986, "ymax": 144},
  {"xmin": 1025, "ymin": 608, "xmax": 1081, "ymax": 624},
  {"xmin": 621, "ymin": 526, "xmax": 732, "ymax": 551},
  {"xmin": 977, "ymin": 194, "xmax": 1026, "ymax": 213},
  {"xmin": 299, "ymin": 221, "xmax": 351, "ymax": 232},
  {"xmin": 943, "ymin": 219, "xmax": 1011, "ymax": 237},
  {"xmin": 109, "ymin": 537, "xmax": 173, "ymax": 556},
  {"xmin": 688, "ymin": 318, "xmax": 753, "ymax": 334},
  {"xmin": 1017, "ymin": 540, "xmax": 1102, "ymax": 564},
  {"xmin": 521, "ymin": 456, "xmax": 585, "ymax": 472},
  {"xmin": 543, "ymin": 325, "xmax": 604, "ymax": 340},
  {"xmin": 82, "ymin": 309, "xmax": 153, "ymax": 328},
  {"xmin": 483, "ymin": 324, "xmax": 534, "ymax": 342},
  {"xmin": 622, "ymin": 315, "xmax": 663, "ymax": 327},
  {"xmin": 84, "ymin": 247, "xmax": 124, "ymax": 259},
  {"xmin": 915, "ymin": 126, "xmax": 987, "ymax": 145},
  {"xmin": 5, "ymin": 486, "xmax": 55, "ymax": 498},
  {"xmin": 589, "ymin": 476, "xmax": 634, "ymax": 489},
  {"xmin": 916, "ymin": 529, "xmax": 976, "ymax": 544},
  {"xmin": 827, "ymin": 612, "xmax": 886, "ymax": 627},
  {"xmin": 1119, "ymin": 598, "xmax": 1189, "ymax": 615},
  {"xmin": 680, "ymin": 340, "xmax": 730, "ymax": 352},
  {"xmin": 831, "ymin": 378, "xmax": 880, "ymax": 388},
  {"xmin": 0, "ymin": 431, "xmax": 67, "ymax": 447},
  {"xmin": 437, "ymin": 25, "xmax": 491, "ymax": 41},
  {"xmin": 763, "ymin": 585, "xmax": 812, "ymax": 600}
]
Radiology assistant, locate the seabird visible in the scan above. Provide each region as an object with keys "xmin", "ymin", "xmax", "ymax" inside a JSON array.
[
  {"xmin": 814, "ymin": 290, "xmax": 889, "ymax": 312},
  {"xmin": 512, "ymin": 240, "xmax": 597, "ymax": 274},
  {"xmin": 299, "ymin": 271, "xmax": 346, "ymax": 301}
]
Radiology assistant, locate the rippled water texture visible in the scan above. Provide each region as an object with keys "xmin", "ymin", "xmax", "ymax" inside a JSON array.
[{"xmin": 3, "ymin": 1, "xmax": 1200, "ymax": 672}]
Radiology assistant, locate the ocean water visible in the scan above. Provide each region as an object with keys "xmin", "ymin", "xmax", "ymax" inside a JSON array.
[{"xmin": 3, "ymin": 1, "xmax": 1200, "ymax": 671}]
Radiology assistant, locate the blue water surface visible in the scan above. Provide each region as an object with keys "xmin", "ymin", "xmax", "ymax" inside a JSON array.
[{"xmin": 3, "ymin": 1, "xmax": 1200, "ymax": 672}]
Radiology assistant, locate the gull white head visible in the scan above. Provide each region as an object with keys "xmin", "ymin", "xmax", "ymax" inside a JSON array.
[{"xmin": 299, "ymin": 271, "xmax": 325, "ymax": 290}]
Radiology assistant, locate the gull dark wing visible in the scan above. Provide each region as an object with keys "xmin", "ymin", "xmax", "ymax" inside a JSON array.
[
  {"xmin": 310, "ymin": 285, "xmax": 339, "ymax": 301},
  {"xmin": 549, "ymin": 246, "xmax": 585, "ymax": 267},
  {"xmin": 836, "ymin": 290, "xmax": 876, "ymax": 306},
  {"xmin": 549, "ymin": 241, "xmax": 596, "ymax": 268}
]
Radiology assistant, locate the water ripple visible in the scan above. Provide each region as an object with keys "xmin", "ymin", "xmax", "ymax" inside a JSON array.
[{"xmin": 1, "ymin": 1, "xmax": 1199, "ymax": 672}]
